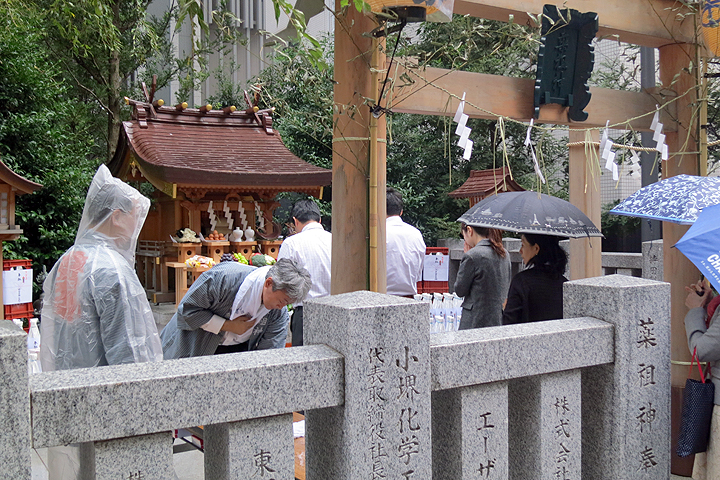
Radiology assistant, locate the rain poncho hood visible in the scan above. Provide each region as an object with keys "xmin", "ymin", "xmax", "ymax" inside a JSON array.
[{"xmin": 40, "ymin": 164, "xmax": 163, "ymax": 371}]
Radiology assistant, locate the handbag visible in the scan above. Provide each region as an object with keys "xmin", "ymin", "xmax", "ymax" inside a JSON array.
[{"xmin": 677, "ymin": 347, "xmax": 716, "ymax": 457}]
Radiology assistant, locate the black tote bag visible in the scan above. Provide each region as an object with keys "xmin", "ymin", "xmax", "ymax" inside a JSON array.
[{"xmin": 677, "ymin": 348, "xmax": 716, "ymax": 457}]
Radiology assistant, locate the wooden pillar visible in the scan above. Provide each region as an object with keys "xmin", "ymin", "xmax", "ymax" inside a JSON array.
[
  {"xmin": 331, "ymin": 4, "xmax": 386, "ymax": 294},
  {"xmin": 659, "ymin": 43, "xmax": 700, "ymax": 386},
  {"xmin": 0, "ymin": 241, "xmax": 4, "ymax": 320},
  {"xmin": 568, "ymin": 129, "xmax": 601, "ymax": 280}
]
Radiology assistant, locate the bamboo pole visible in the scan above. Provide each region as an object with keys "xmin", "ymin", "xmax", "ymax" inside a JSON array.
[
  {"xmin": 700, "ymin": 57, "xmax": 708, "ymax": 177},
  {"xmin": 369, "ymin": 38, "xmax": 380, "ymax": 292}
]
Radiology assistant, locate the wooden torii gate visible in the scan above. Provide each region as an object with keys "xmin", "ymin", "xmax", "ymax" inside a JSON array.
[{"xmin": 331, "ymin": 1, "xmax": 701, "ymax": 470}]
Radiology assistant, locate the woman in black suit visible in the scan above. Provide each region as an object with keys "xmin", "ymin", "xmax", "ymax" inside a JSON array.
[{"xmin": 502, "ymin": 233, "xmax": 567, "ymax": 325}]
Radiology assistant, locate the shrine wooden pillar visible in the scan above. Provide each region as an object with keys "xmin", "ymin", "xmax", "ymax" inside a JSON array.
[
  {"xmin": 568, "ymin": 129, "xmax": 602, "ymax": 280},
  {"xmin": 331, "ymin": 3, "xmax": 387, "ymax": 294},
  {"xmin": 658, "ymin": 43, "xmax": 700, "ymax": 386},
  {"xmin": 659, "ymin": 42, "xmax": 701, "ymax": 475}
]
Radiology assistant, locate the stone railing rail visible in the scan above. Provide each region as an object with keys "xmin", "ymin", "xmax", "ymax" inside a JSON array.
[
  {"xmin": 2, "ymin": 275, "xmax": 670, "ymax": 479},
  {"xmin": 441, "ymin": 238, "xmax": 665, "ymax": 288}
]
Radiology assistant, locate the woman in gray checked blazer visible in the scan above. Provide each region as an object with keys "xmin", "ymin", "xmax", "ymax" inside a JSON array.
[{"xmin": 454, "ymin": 225, "xmax": 511, "ymax": 329}]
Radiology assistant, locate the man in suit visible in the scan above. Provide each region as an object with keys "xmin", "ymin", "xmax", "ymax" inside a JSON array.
[{"xmin": 160, "ymin": 258, "xmax": 311, "ymax": 358}]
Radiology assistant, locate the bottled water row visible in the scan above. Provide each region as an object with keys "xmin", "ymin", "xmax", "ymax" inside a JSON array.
[
  {"xmin": 12, "ymin": 317, "xmax": 41, "ymax": 374},
  {"xmin": 413, "ymin": 292, "xmax": 463, "ymax": 333}
]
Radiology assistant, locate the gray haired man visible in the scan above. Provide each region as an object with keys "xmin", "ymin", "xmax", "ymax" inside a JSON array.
[{"xmin": 160, "ymin": 258, "xmax": 311, "ymax": 358}]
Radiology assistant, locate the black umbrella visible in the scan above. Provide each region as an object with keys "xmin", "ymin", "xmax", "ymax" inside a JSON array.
[{"xmin": 457, "ymin": 191, "xmax": 603, "ymax": 238}]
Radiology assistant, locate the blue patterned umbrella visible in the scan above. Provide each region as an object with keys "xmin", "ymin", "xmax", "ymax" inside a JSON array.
[
  {"xmin": 610, "ymin": 175, "xmax": 720, "ymax": 225},
  {"xmin": 457, "ymin": 191, "xmax": 602, "ymax": 238},
  {"xmin": 675, "ymin": 203, "xmax": 720, "ymax": 294}
]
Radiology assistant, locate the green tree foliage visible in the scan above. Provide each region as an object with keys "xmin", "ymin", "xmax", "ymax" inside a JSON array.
[
  {"xmin": 0, "ymin": 8, "xmax": 97, "ymax": 294},
  {"xmin": 258, "ymin": 38, "xmax": 334, "ymax": 171},
  {"xmin": 601, "ymin": 200, "xmax": 641, "ymax": 252},
  {"xmin": 252, "ymin": 39, "xmax": 334, "ymax": 230},
  {"xmin": 386, "ymin": 17, "xmax": 567, "ymax": 245},
  {"xmin": 407, "ymin": 15, "xmax": 539, "ymax": 77},
  {"xmin": 31, "ymin": 0, "xmax": 172, "ymax": 160},
  {"xmin": 253, "ymin": 16, "xmax": 567, "ymax": 246}
]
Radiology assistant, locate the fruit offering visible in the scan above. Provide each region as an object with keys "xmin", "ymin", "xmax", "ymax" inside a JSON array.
[
  {"xmin": 185, "ymin": 255, "xmax": 216, "ymax": 268},
  {"xmin": 206, "ymin": 230, "xmax": 225, "ymax": 241},
  {"xmin": 233, "ymin": 252, "xmax": 249, "ymax": 264},
  {"xmin": 174, "ymin": 228, "xmax": 200, "ymax": 243},
  {"xmin": 219, "ymin": 252, "xmax": 249, "ymax": 264},
  {"xmin": 251, "ymin": 254, "xmax": 277, "ymax": 267}
]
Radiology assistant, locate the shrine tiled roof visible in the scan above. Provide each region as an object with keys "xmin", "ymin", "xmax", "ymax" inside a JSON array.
[
  {"xmin": 108, "ymin": 100, "xmax": 331, "ymax": 196},
  {"xmin": 449, "ymin": 167, "xmax": 524, "ymax": 199},
  {"xmin": 0, "ymin": 158, "xmax": 42, "ymax": 194}
]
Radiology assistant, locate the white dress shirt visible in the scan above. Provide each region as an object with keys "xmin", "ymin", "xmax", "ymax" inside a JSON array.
[
  {"xmin": 386, "ymin": 216, "xmax": 426, "ymax": 296},
  {"xmin": 277, "ymin": 222, "xmax": 331, "ymax": 307}
]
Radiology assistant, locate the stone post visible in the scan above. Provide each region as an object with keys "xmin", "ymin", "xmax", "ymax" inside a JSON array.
[
  {"xmin": 564, "ymin": 274, "xmax": 671, "ymax": 479},
  {"xmin": 432, "ymin": 382, "xmax": 509, "ymax": 479},
  {"xmin": 304, "ymin": 291, "xmax": 431, "ymax": 479},
  {"xmin": 508, "ymin": 370, "xmax": 581, "ymax": 480},
  {"xmin": 0, "ymin": 321, "xmax": 30, "ymax": 478},
  {"xmin": 204, "ymin": 414, "xmax": 294, "ymax": 479},
  {"xmin": 642, "ymin": 239, "xmax": 664, "ymax": 282},
  {"xmin": 79, "ymin": 432, "xmax": 174, "ymax": 480}
]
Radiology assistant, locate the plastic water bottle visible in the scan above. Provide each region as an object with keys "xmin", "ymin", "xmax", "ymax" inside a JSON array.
[
  {"xmin": 27, "ymin": 318, "xmax": 40, "ymax": 351},
  {"xmin": 445, "ymin": 312, "xmax": 455, "ymax": 332},
  {"xmin": 26, "ymin": 318, "xmax": 42, "ymax": 374},
  {"xmin": 28, "ymin": 351, "xmax": 41, "ymax": 374}
]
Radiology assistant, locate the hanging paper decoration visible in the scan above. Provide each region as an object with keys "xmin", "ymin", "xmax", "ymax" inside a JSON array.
[
  {"xmin": 254, "ymin": 202, "xmax": 265, "ymax": 230},
  {"xmin": 463, "ymin": 140, "xmax": 473, "ymax": 160},
  {"xmin": 452, "ymin": 92, "xmax": 473, "ymax": 158},
  {"xmin": 524, "ymin": 118, "xmax": 546, "ymax": 184},
  {"xmin": 629, "ymin": 150, "xmax": 641, "ymax": 179},
  {"xmin": 208, "ymin": 201, "xmax": 217, "ymax": 232},
  {"xmin": 599, "ymin": 121, "xmax": 619, "ymax": 180},
  {"xmin": 453, "ymin": 93, "xmax": 466, "ymax": 123},
  {"xmin": 237, "ymin": 204, "xmax": 248, "ymax": 231},
  {"xmin": 650, "ymin": 108, "xmax": 667, "ymax": 159},
  {"xmin": 599, "ymin": 120, "xmax": 610, "ymax": 153},
  {"xmin": 223, "ymin": 201, "xmax": 233, "ymax": 231}
]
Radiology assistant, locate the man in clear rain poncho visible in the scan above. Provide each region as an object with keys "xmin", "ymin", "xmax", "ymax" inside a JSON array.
[{"xmin": 40, "ymin": 164, "xmax": 163, "ymax": 479}]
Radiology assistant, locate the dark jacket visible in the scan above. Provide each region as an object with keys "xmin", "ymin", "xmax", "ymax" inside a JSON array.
[
  {"xmin": 454, "ymin": 239, "xmax": 511, "ymax": 329},
  {"xmin": 502, "ymin": 268, "xmax": 567, "ymax": 325}
]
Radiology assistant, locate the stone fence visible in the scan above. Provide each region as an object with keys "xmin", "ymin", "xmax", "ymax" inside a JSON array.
[
  {"xmin": 2, "ymin": 275, "xmax": 670, "ymax": 479},
  {"xmin": 441, "ymin": 238, "xmax": 664, "ymax": 288}
]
